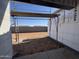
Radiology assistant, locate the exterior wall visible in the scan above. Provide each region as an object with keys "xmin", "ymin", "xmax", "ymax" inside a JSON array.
[
  {"xmin": 48, "ymin": 20, "xmax": 50, "ymax": 36},
  {"xmin": 48, "ymin": 18, "xmax": 57, "ymax": 40},
  {"xmin": 48, "ymin": 1, "xmax": 79, "ymax": 52},
  {"xmin": 0, "ymin": 0, "xmax": 13, "ymax": 59}
]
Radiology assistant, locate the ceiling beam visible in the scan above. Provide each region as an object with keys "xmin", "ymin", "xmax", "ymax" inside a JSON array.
[{"xmin": 11, "ymin": 11, "xmax": 59, "ymax": 18}]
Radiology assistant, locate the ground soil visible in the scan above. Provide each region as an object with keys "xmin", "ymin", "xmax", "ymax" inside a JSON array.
[
  {"xmin": 12, "ymin": 32, "xmax": 63, "ymax": 57},
  {"xmin": 12, "ymin": 32, "xmax": 48, "ymax": 44}
]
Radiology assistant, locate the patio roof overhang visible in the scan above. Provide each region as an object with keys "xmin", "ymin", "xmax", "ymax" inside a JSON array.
[{"xmin": 13, "ymin": 0, "xmax": 77, "ymax": 10}]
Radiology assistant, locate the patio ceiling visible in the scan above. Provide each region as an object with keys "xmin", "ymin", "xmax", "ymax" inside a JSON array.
[{"xmin": 13, "ymin": 0, "xmax": 76, "ymax": 10}]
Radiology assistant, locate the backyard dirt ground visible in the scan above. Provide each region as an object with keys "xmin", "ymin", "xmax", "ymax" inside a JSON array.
[
  {"xmin": 12, "ymin": 32, "xmax": 63, "ymax": 58},
  {"xmin": 12, "ymin": 32, "xmax": 48, "ymax": 44}
]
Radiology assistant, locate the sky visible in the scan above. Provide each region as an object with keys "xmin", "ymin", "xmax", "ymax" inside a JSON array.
[{"xmin": 10, "ymin": 1, "xmax": 58, "ymax": 26}]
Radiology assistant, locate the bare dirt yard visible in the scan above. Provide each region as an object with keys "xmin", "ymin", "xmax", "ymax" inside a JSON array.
[
  {"xmin": 12, "ymin": 32, "xmax": 48, "ymax": 44},
  {"xmin": 12, "ymin": 32, "xmax": 63, "ymax": 58}
]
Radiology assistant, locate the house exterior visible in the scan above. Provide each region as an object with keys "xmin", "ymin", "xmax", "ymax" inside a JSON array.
[{"xmin": 48, "ymin": 1, "xmax": 79, "ymax": 52}]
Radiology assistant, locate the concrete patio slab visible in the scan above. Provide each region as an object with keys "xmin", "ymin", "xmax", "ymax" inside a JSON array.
[{"xmin": 14, "ymin": 48, "xmax": 79, "ymax": 59}]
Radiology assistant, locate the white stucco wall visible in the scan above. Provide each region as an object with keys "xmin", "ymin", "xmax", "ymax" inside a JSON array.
[
  {"xmin": 0, "ymin": 0, "xmax": 13, "ymax": 59},
  {"xmin": 48, "ymin": 1, "xmax": 79, "ymax": 52},
  {"xmin": 48, "ymin": 19, "xmax": 55, "ymax": 39}
]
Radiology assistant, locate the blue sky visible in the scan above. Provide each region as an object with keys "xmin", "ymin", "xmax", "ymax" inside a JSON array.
[
  {"xmin": 10, "ymin": 1, "xmax": 58, "ymax": 26},
  {"xmin": 17, "ymin": 19, "xmax": 48, "ymax": 26}
]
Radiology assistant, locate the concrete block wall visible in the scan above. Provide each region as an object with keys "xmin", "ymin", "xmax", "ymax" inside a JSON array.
[
  {"xmin": 0, "ymin": 0, "xmax": 13, "ymax": 59},
  {"xmin": 48, "ymin": 1, "xmax": 79, "ymax": 52}
]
